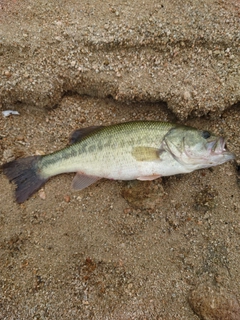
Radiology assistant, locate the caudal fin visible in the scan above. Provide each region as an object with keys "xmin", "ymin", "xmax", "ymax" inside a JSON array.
[{"xmin": 1, "ymin": 156, "xmax": 47, "ymax": 203}]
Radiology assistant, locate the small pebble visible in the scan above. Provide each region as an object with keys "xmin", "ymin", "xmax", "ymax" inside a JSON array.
[
  {"xmin": 35, "ymin": 150, "xmax": 45, "ymax": 155},
  {"xmin": 3, "ymin": 149, "xmax": 14, "ymax": 161},
  {"xmin": 64, "ymin": 195, "xmax": 71, "ymax": 203},
  {"xmin": 183, "ymin": 91, "xmax": 191, "ymax": 100},
  {"xmin": 39, "ymin": 189, "xmax": 46, "ymax": 200}
]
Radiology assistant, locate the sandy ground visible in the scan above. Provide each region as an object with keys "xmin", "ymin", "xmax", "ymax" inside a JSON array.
[
  {"xmin": 0, "ymin": 96, "xmax": 240, "ymax": 319},
  {"xmin": 0, "ymin": 0, "xmax": 240, "ymax": 119}
]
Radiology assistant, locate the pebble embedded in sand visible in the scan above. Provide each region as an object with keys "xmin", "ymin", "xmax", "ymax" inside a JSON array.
[{"xmin": 189, "ymin": 283, "xmax": 240, "ymax": 320}]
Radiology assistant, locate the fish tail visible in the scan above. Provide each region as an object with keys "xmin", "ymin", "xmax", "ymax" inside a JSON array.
[{"xmin": 1, "ymin": 156, "xmax": 47, "ymax": 203}]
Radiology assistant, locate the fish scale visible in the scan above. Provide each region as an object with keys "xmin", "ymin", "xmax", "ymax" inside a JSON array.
[{"xmin": 39, "ymin": 121, "xmax": 173, "ymax": 178}]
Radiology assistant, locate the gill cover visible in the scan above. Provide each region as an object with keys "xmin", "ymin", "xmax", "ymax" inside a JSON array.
[{"xmin": 163, "ymin": 126, "xmax": 214, "ymax": 164}]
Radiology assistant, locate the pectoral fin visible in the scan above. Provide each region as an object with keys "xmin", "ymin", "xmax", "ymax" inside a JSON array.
[
  {"xmin": 71, "ymin": 172, "xmax": 101, "ymax": 190},
  {"xmin": 132, "ymin": 146, "xmax": 163, "ymax": 161}
]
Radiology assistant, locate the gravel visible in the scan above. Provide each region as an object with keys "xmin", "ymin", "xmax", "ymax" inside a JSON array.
[{"xmin": 0, "ymin": 0, "xmax": 239, "ymax": 119}]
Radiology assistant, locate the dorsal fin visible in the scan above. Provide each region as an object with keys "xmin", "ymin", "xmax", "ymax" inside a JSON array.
[{"xmin": 69, "ymin": 126, "xmax": 105, "ymax": 144}]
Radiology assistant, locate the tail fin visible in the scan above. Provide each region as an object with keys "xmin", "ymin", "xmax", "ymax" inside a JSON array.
[{"xmin": 1, "ymin": 156, "xmax": 47, "ymax": 203}]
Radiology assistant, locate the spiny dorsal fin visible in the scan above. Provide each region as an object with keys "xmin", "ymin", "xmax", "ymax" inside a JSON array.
[
  {"xmin": 131, "ymin": 146, "xmax": 163, "ymax": 161},
  {"xmin": 69, "ymin": 126, "xmax": 105, "ymax": 144}
]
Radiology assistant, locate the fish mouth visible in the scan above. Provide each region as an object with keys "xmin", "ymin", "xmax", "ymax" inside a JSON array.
[{"xmin": 207, "ymin": 137, "xmax": 235, "ymax": 159}]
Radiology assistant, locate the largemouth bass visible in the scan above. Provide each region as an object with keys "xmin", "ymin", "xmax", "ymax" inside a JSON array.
[{"xmin": 1, "ymin": 121, "xmax": 235, "ymax": 203}]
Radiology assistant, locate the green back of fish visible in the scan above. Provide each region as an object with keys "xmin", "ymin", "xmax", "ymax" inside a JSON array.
[{"xmin": 73, "ymin": 121, "xmax": 175, "ymax": 150}]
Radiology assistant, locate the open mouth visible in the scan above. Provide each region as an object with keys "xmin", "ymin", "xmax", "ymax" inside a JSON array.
[
  {"xmin": 207, "ymin": 137, "xmax": 235, "ymax": 161},
  {"xmin": 215, "ymin": 137, "xmax": 226, "ymax": 154},
  {"xmin": 207, "ymin": 137, "xmax": 225, "ymax": 155}
]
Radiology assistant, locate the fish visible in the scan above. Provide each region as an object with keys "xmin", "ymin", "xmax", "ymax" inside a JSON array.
[{"xmin": 1, "ymin": 121, "xmax": 235, "ymax": 203}]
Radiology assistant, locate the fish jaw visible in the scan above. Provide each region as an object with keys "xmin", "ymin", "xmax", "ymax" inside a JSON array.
[
  {"xmin": 207, "ymin": 137, "xmax": 233, "ymax": 157},
  {"xmin": 181, "ymin": 142, "xmax": 235, "ymax": 170},
  {"xmin": 204, "ymin": 137, "xmax": 235, "ymax": 165}
]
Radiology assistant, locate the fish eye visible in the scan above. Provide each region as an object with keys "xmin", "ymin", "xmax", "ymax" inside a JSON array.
[{"xmin": 202, "ymin": 131, "xmax": 211, "ymax": 139}]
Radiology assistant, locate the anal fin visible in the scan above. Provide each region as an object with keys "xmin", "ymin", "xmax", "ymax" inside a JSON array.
[{"xmin": 71, "ymin": 172, "xmax": 101, "ymax": 190}]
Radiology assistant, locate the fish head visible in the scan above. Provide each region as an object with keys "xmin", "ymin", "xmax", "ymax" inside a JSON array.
[{"xmin": 163, "ymin": 126, "xmax": 235, "ymax": 170}]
